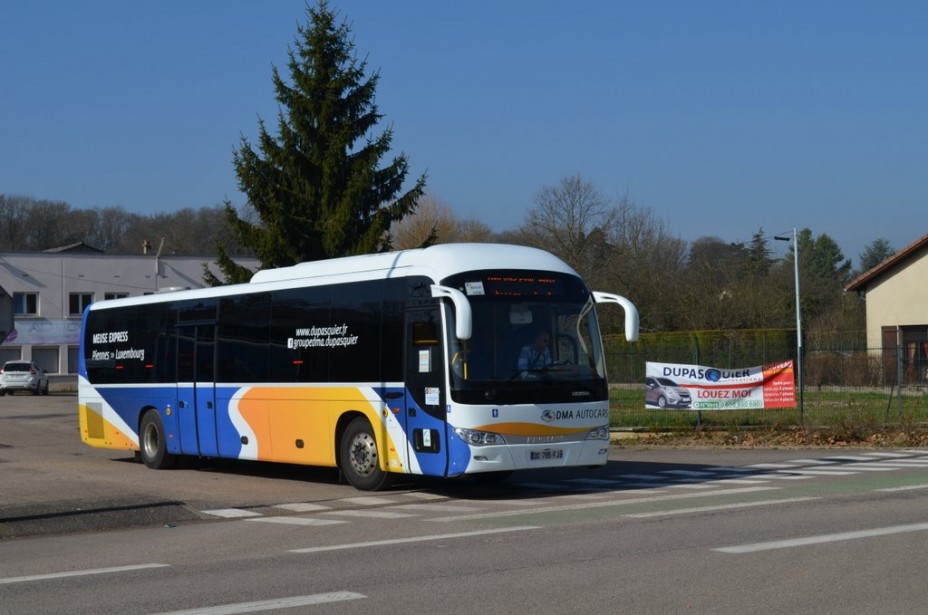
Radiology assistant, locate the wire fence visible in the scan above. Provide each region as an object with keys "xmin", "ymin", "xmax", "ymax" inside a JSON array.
[{"xmin": 603, "ymin": 332, "xmax": 928, "ymax": 431}]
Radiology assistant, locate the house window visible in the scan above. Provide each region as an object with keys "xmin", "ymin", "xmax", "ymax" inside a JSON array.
[
  {"xmin": 69, "ymin": 293, "xmax": 94, "ymax": 316},
  {"xmin": 104, "ymin": 292, "xmax": 129, "ymax": 300},
  {"xmin": 13, "ymin": 293, "xmax": 38, "ymax": 316}
]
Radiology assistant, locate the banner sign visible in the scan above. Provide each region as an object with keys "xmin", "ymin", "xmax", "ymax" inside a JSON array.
[
  {"xmin": 645, "ymin": 360, "xmax": 795, "ymax": 410},
  {"xmin": 2, "ymin": 319, "xmax": 82, "ymax": 346}
]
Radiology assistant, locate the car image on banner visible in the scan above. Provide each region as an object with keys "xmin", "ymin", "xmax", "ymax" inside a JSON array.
[{"xmin": 644, "ymin": 376, "xmax": 692, "ymax": 409}]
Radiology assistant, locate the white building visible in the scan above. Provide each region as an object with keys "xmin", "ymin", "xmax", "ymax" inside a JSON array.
[{"xmin": 0, "ymin": 243, "xmax": 258, "ymax": 386}]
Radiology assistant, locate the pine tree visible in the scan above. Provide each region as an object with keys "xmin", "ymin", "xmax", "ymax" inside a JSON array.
[
  {"xmin": 209, "ymin": 1, "xmax": 426, "ymax": 284},
  {"xmin": 857, "ymin": 237, "xmax": 895, "ymax": 274}
]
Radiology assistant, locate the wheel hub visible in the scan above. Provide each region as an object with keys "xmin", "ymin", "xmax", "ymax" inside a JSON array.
[{"xmin": 348, "ymin": 433, "xmax": 377, "ymax": 476}]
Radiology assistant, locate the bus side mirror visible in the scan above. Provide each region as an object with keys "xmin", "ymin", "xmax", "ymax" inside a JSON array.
[
  {"xmin": 592, "ymin": 291, "xmax": 639, "ymax": 342},
  {"xmin": 430, "ymin": 285, "xmax": 472, "ymax": 340}
]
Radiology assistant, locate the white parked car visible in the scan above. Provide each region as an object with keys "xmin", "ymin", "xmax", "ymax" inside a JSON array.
[{"xmin": 0, "ymin": 361, "xmax": 50, "ymax": 396}]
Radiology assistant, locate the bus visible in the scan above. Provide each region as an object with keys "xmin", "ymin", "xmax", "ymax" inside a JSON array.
[{"xmin": 78, "ymin": 243, "xmax": 638, "ymax": 490}]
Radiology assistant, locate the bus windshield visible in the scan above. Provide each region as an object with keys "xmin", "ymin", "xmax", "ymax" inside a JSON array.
[{"xmin": 443, "ymin": 270, "xmax": 608, "ymax": 404}]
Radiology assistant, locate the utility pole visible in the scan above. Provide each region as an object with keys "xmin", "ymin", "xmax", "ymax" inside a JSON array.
[{"xmin": 775, "ymin": 228, "xmax": 803, "ymax": 421}]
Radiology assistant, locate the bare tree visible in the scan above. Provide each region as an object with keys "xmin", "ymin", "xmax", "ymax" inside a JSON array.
[
  {"xmin": 84, "ymin": 207, "xmax": 138, "ymax": 252},
  {"xmin": 453, "ymin": 217, "xmax": 494, "ymax": 243},
  {"xmin": 391, "ymin": 195, "xmax": 496, "ymax": 249},
  {"xmin": 390, "ymin": 196, "xmax": 447, "ymax": 249},
  {"xmin": 603, "ymin": 198, "xmax": 687, "ymax": 332},
  {"xmin": 517, "ymin": 174, "xmax": 615, "ymax": 279},
  {"xmin": 0, "ymin": 195, "xmax": 33, "ymax": 249}
]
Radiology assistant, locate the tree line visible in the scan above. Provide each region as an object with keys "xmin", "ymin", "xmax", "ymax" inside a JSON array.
[
  {"xmin": 388, "ymin": 177, "xmax": 895, "ymax": 339},
  {"xmin": 0, "ymin": 1, "xmax": 899, "ymax": 340},
  {"xmin": 0, "ymin": 181, "xmax": 892, "ymax": 337},
  {"xmin": 0, "ymin": 195, "xmax": 253, "ymax": 257}
]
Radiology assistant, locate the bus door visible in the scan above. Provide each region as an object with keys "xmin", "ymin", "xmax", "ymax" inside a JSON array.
[
  {"xmin": 404, "ymin": 308, "xmax": 448, "ymax": 476},
  {"xmin": 176, "ymin": 323, "xmax": 219, "ymax": 458}
]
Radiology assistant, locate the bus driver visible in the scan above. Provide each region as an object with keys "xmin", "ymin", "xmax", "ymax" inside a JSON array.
[{"xmin": 518, "ymin": 330, "xmax": 553, "ymax": 370}]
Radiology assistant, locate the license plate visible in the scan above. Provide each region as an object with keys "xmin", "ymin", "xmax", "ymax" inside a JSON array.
[{"xmin": 530, "ymin": 448, "xmax": 563, "ymax": 461}]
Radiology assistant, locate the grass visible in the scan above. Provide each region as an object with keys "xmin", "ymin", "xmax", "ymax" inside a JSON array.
[{"xmin": 608, "ymin": 385, "xmax": 928, "ymax": 447}]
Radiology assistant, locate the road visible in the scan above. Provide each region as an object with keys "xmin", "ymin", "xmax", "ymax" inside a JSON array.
[{"xmin": 1, "ymin": 394, "xmax": 928, "ymax": 613}]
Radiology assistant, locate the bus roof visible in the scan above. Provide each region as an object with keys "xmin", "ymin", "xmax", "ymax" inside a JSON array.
[
  {"xmin": 249, "ymin": 243, "xmax": 576, "ymax": 284},
  {"xmin": 86, "ymin": 243, "xmax": 579, "ymax": 311}
]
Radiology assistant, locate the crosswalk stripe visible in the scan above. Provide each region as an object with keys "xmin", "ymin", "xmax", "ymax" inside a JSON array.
[
  {"xmin": 322, "ymin": 510, "xmax": 418, "ymax": 519},
  {"xmin": 392, "ymin": 503, "xmax": 484, "ymax": 513},
  {"xmin": 197, "ymin": 452, "xmax": 925, "ymax": 524},
  {"xmin": 246, "ymin": 516, "xmax": 347, "ymax": 526},
  {"xmin": 338, "ymin": 496, "xmax": 398, "ymax": 506},
  {"xmin": 276, "ymin": 503, "xmax": 330, "ymax": 512},
  {"xmin": 201, "ymin": 508, "xmax": 262, "ymax": 518}
]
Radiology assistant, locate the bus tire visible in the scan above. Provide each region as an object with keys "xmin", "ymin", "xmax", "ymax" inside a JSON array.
[
  {"xmin": 139, "ymin": 410, "xmax": 177, "ymax": 470},
  {"xmin": 339, "ymin": 417, "xmax": 393, "ymax": 491}
]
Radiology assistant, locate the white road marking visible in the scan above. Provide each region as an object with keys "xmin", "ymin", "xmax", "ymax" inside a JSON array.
[
  {"xmin": 776, "ymin": 469, "xmax": 858, "ymax": 476},
  {"xmin": 0, "ymin": 563, "xmax": 169, "ymax": 585},
  {"xmin": 275, "ymin": 503, "xmax": 330, "ymax": 512},
  {"xmin": 824, "ymin": 455, "xmax": 877, "ymax": 461},
  {"xmin": 625, "ymin": 497, "xmax": 818, "ymax": 518},
  {"xmin": 429, "ymin": 486, "xmax": 779, "ymax": 522},
  {"xmin": 206, "ymin": 452, "xmax": 922, "ymax": 527},
  {"xmin": 864, "ymin": 452, "xmax": 914, "ymax": 458},
  {"xmin": 391, "ymin": 503, "xmax": 484, "ymax": 513},
  {"xmin": 290, "ymin": 526, "xmax": 539, "ymax": 553},
  {"xmin": 404, "ymin": 491, "xmax": 448, "ymax": 500},
  {"xmin": 338, "ymin": 496, "xmax": 398, "ymax": 506},
  {"xmin": 321, "ymin": 509, "xmax": 418, "ymax": 519},
  {"xmin": 841, "ymin": 464, "xmax": 900, "ymax": 471},
  {"xmin": 714, "ymin": 522, "xmax": 928, "ymax": 554},
  {"xmin": 710, "ymin": 478, "xmax": 770, "ymax": 485},
  {"xmin": 749, "ymin": 463, "xmax": 797, "ymax": 469},
  {"xmin": 201, "ymin": 509, "xmax": 262, "ymax": 518},
  {"xmin": 760, "ymin": 473, "xmax": 812, "ymax": 480},
  {"xmin": 151, "ymin": 591, "xmax": 365, "ymax": 614},
  {"xmin": 246, "ymin": 517, "xmax": 346, "ymax": 526},
  {"xmin": 877, "ymin": 484, "xmax": 928, "ymax": 492}
]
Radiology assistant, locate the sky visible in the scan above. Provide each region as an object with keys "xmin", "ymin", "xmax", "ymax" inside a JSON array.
[{"xmin": 2, "ymin": 1, "xmax": 926, "ymax": 265}]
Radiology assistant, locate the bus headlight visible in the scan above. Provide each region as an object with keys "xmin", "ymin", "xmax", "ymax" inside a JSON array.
[
  {"xmin": 586, "ymin": 426, "xmax": 610, "ymax": 440},
  {"xmin": 454, "ymin": 427, "xmax": 507, "ymax": 446}
]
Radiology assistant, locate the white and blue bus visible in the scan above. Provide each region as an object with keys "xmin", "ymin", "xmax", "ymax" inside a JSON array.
[{"xmin": 78, "ymin": 243, "xmax": 638, "ymax": 490}]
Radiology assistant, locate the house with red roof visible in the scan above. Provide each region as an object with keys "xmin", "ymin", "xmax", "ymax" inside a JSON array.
[{"xmin": 845, "ymin": 233, "xmax": 928, "ymax": 383}]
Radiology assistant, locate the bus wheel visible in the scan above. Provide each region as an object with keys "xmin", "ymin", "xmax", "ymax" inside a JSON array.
[
  {"xmin": 340, "ymin": 417, "xmax": 393, "ymax": 491},
  {"xmin": 139, "ymin": 411, "xmax": 177, "ymax": 470}
]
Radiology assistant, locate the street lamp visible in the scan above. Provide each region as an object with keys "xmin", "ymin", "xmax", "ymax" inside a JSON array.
[{"xmin": 775, "ymin": 228, "xmax": 803, "ymax": 420}]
